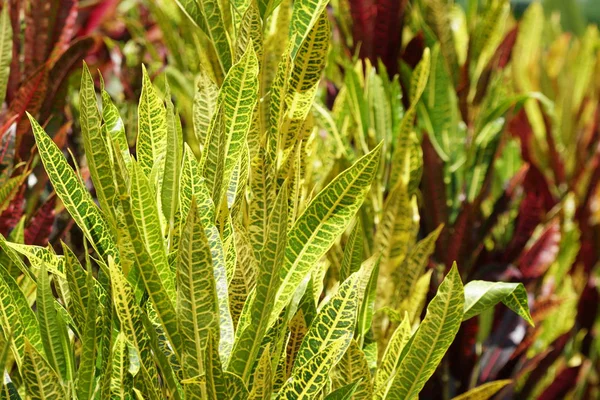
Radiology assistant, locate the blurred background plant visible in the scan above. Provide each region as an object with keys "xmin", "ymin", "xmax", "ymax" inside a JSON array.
[{"xmin": 0, "ymin": 0, "xmax": 598, "ymax": 398}]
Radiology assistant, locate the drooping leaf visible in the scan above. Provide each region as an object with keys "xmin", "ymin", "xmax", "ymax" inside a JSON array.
[
  {"xmin": 463, "ymin": 281, "xmax": 534, "ymax": 326},
  {"xmin": 451, "ymin": 380, "xmax": 512, "ymax": 400}
]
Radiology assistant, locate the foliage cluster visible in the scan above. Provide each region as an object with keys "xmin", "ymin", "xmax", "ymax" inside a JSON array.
[{"xmin": 0, "ymin": 0, "xmax": 598, "ymax": 399}]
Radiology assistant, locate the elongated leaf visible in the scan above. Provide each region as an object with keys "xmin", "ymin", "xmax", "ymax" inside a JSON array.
[
  {"xmin": 37, "ymin": 265, "xmax": 69, "ymax": 382},
  {"xmin": 288, "ymin": 0, "xmax": 329, "ymax": 59},
  {"xmin": 80, "ymin": 63, "xmax": 116, "ymax": 223},
  {"xmin": 332, "ymin": 340, "xmax": 373, "ymax": 399},
  {"xmin": 271, "ymin": 143, "xmax": 382, "ymax": 328},
  {"xmin": 177, "ymin": 198, "xmax": 219, "ymax": 385},
  {"xmin": 23, "ymin": 342, "xmax": 66, "ymax": 400},
  {"xmin": 137, "ymin": 66, "xmax": 167, "ymax": 178},
  {"xmin": 202, "ymin": 45, "xmax": 258, "ymax": 206},
  {"xmin": 395, "ymin": 224, "xmax": 443, "ymax": 302},
  {"xmin": 249, "ymin": 344, "xmax": 273, "ymax": 399},
  {"xmin": 205, "ymin": 332, "xmax": 228, "ymax": 400},
  {"xmin": 193, "ymin": 70, "xmax": 219, "ymax": 148},
  {"xmin": 340, "ymin": 220, "xmax": 364, "ymax": 282},
  {"xmin": 109, "ymin": 258, "xmax": 160, "ymax": 400},
  {"xmin": 374, "ymin": 313, "xmax": 411, "ymax": 397},
  {"xmin": 161, "ymin": 91, "xmax": 183, "ymax": 241},
  {"xmin": 385, "ymin": 264, "xmax": 464, "ymax": 399},
  {"xmin": 451, "ymin": 380, "xmax": 512, "ymax": 400},
  {"xmin": 129, "ymin": 162, "xmax": 181, "ymax": 356},
  {"xmin": 293, "ymin": 272, "xmax": 360, "ymax": 371},
  {"xmin": 101, "ymin": 86, "xmax": 128, "ymax": 162},
  {"xmin": 228, "ymin": 183, "xmax": 288, "ymax": 381},
  {"xmin": 75, "ymin": 271, "xmax": 98, "ymax": 399},
  {"xmin": 277, "ymin": 337, "xmax": 348, "ymax": 399},
  {"xmin": 109, "ymin": 333, "xmax": 134, "ymax": 399},
  {"xmin": 0, "ymin": 5, "xmax": 11, "ymax": 102},
  {"xmin": 28, "ymin": 114, "xmax": 118, "ymax": 262},
  {"xmin": 325, "ymin": 381, "xmax": 361, "ymax": 400},
  {"xmin": 463, "ymin": 281, "xmax": 533, "ymax": 326},
  {"xmin": 0, "ymin": 272, "xmax": 25, "ymax": 365}
]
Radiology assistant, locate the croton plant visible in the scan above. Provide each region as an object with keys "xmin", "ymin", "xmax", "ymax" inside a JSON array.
[{"xmin": 0, "ymin": 0, "xmax": 597, "ymax": 399}]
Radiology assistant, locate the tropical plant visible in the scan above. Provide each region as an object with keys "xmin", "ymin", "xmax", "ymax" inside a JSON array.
[{"xmin": 0, "ymin": 1, "xmax": 535, "ymax": 399}]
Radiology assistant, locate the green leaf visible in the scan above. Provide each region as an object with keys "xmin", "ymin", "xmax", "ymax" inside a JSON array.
[
  {"xmin": 248, "ymin": 344, "xmax": 273, "ymax": 399},
  {"xmin": 385, "ymin": 263, "xmax": 464, "ymax": 399},
  {"xmin": 374, "ymin": 313, "xmax": 411, "ymax": 397},
  {"xmin": 109, "ymin": 333, "xmax": 135, "ymax": 399},
  {"xmin": 340, "ymin": 220, "xmax": 363, "ymax": 282},
  {"xmin": 271, "ymin": 143, "xmax": 382, "ymax": 328},
  {"xmin": 22, "ymin": 342, "xmax": 67, "ymax": 400},
  {"xmin": 228, "ymin": 182, "xmax": 288, "ymax": 381},
  {"xmin": 288, "ymin": 0, "xmax": 328, "ymax": 59},
  {"xmin": 177, "ymin": 198, "xmax": 220, "ymax": 385},
  {"xmin": 137, "ymin": 65, "xmax": 167, "ymax": 178},
  {"xmin": 101, "ymin": 84, "xmax": 129, "ymax": 162},
  {"xmin": 80, "ymin": 63, "xmax": 117, "ymax": 222},
  {"xmin": 325, "ymin": 381, "xmax": 361, "ymax": 400},
  {"xmin": 202, "ymin": 44, "xmax": 259, "ymax": 207},
  {"xmin": 75, "ymin": 270, "xmax": 99, "ymax": 399},
  {"xmin": 396, "ymin": 224, "xmax": 443, "ymax": 302},
  {"xmin": 129, "ymin": 162, "xmax": 181, "ymax": 356},
  {"xmin": 193, "ymin": 69, "xmax": 219, "ymax": 148},
  {"xmin": 332, "ymin": 340, "xmax": 373, "ymax": 400},
  {"xmin": 463, "ymin": 281, "xmax": 533, "ymax": 326},
  {"xmin": 0, "ymin": 5, "xmax": 11, "ymax": 102},
  {"xmin": 451, "ymin": 380, "xmax": 512, "ymax": 400},
  {"xmin": 161, "ymin": 89, "xmax": 183, "ymax": 242},
  {"xmin": 205, "ymin": 331, "xmax": 228, "ymax": 400},
  {"xmin": 293, "ymin": 272, "xmax": 360, "ymax": 371},
  {"xmin": 36, "ymin": 265, "xmax": 70, "ymax": 382},
  {"xmin": 28, "ymin": 114, "xmax": 119, "ymax": 263},
  {"xmin": 109, "ymin": 258, "xmax": 160, "ymax": 400},
  {"xmin": 0, "ymin": 272, "xmax": 25, "ymax": 366},
  {"xmin": 277, "ymin": 336, "xmax": 348, "ymax": 399}
]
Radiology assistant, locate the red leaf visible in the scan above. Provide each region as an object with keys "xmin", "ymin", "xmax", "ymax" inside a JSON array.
[
  {"xmin": 422, "ymin": 133, "xmax": 449, "ymax": 257},
  {"xmin": 78, "ymin": 0, "xmax": 118, "ymax": 36},
  {"xmin": 517, "ymin": 219, "xmax": 561, "ymax": 279},
  {"xmin": 41, "ymin": 36, "xmax": 98, "ymax": 121},
  {"xmin": 496, "ymin": 27, "xmax": 518, "ymax": 69},
  {"xmin": 0, "ymin": 184, "xmax": 25, "ymax": 236},
  {"xmin": 503, "ymin": 190, "xmax": 545, "ymax": 263},
  {"xmin": 348, "ymin": 0, "xmax": 376, "ymax": 59},
  {"xmin": 372, "ymin": 0, "xmax": 408, "ymax": 76},
  {"xmin": 25, "ymin": 195, "xmax": 56, "ymax": 246},
  {"xmin": 8, "ymin": 65, "xmax": 49, "ymax": 134},
  {"xmin": 537, "ymin": 366, "xmax": 580, "ymax": 400}
]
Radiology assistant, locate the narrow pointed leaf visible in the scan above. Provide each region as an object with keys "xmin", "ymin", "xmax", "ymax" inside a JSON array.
[{"xmin": 271, "ymin": 142, "xmax": 382, "ymax": 328}]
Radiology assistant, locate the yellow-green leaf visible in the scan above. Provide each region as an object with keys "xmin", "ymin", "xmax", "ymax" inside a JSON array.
[
  {"xmin": 451, "ymin": 380, "xmax": 512, "ymax": 400},
  {"xmin": 463, "ymin": 281, "xmax": 533, "ymax": 326},
  {"xmin": 271, "ymin": 142, "xmax": 382, "ymax": 328},
  {"xmin": 385, "ymin": 263, "xmax": 464, "ymax": 399}
]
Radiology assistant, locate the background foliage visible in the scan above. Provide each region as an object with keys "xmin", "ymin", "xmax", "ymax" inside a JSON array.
[{"xmin": 0, "ymin": 0, "xmax": 598, "ymax": 399}]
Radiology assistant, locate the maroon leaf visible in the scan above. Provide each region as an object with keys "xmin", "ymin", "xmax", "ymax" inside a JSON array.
[
  {"xmin": 517, "ymin": 219, "xmax": 560, "ymax": 279},
  {"xmin": 0, "ymin": 184, "xmax": 25, "ymax": 236},
  {"xmin": 24, "ymin": 195, "xmax": 56, "ymax": 246},
  {"xmin": 422, "ymin": 132, "xmax": 449, "ymax": 257},
  {"xmin": 41, "ymin": 36, "xmax": 98, "ymax": 121},
  {"xmin": 537, "ymin": 366, "xmax": 580, "ymax": 400},
  {"xmin": 348, "ymin": 0, "xmax": 376, "ymax": 59},
  {"xmin": 371, "ymin": 0, "xmax": 408, "ymax": 76},
  {"xmin": 8, "ymin": 65, "xmax": 49, "ymax": 134},
  {"xmin": 7, "ymin": 0, "xmax": 22, "ymax": 102}
]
